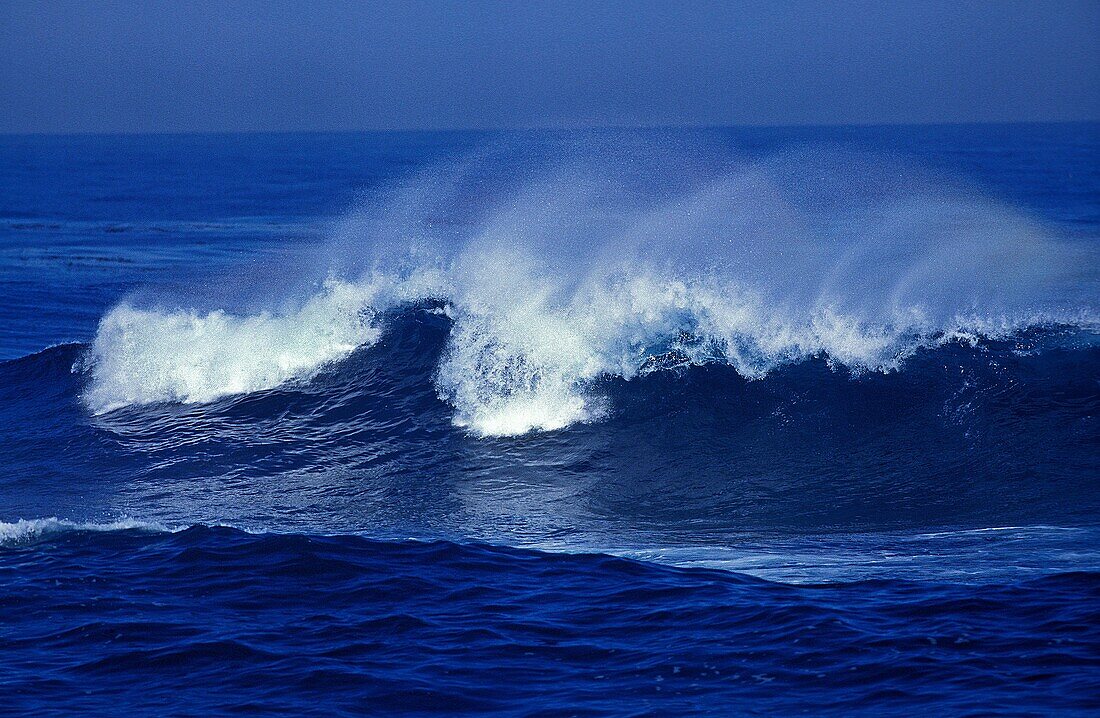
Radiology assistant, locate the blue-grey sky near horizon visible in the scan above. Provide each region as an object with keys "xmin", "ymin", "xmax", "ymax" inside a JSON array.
[{"xmin": 1, "ymin": 0, "xmax": 1098, "ymax": 135}]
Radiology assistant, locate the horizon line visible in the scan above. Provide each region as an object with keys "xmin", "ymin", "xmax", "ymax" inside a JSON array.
[{"xmin": 2, "ymin": 118, "xmax": 1098, "ymax": 140}]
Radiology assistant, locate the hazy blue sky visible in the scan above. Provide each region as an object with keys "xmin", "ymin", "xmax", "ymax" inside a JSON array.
[{"xmin": 2, "ymin": 0, "xmax": 1098, "ymax": 134}]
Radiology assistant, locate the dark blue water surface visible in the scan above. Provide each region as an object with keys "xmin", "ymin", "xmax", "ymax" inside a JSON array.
[{"xmin": 1, "ymin": 124, "xmax": 1098, "ymax": 716}]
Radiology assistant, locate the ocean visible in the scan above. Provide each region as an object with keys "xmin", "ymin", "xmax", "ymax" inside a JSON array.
[{"xmin": 1, "ymin": 124, "xmax": 1098, "ymax": 715}]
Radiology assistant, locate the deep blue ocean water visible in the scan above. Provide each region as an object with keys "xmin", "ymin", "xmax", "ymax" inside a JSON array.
[{"xmin": 1, "ymin": 124, "xmax": 1098, "ymax": 715}]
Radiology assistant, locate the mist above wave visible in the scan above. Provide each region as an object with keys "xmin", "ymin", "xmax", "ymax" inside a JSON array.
[{"xmin": 82, "ymin": 137, "xmax": 1097, "ymax": 434}]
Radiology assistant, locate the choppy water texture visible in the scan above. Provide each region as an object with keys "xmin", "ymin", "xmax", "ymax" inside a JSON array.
[{"xmin": 1, "ymin": 124, "xmax": 1099, "ymax": 716}]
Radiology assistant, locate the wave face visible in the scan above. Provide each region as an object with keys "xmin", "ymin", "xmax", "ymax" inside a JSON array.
[
  {"xmin": 21, "ymin": 316, "xmax": 1096, "ymax": 543},
  {"xmin": 81, "ymin": 140, "xmax": 1097, "ymax": 435},
  {"xmin": 2, "ymin": 126, "xmax": 1099, "ymax": 716}
]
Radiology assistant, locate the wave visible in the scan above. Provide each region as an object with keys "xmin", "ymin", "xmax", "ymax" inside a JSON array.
[
  {"xmin": 0, "ymin": 517, "xmax": 175, "ymax": 546},
  {"xmin": 78, "ymin": 141, "xmax": 1099, "ymax": 434},
  {"xmin": 6, "ymin": 329, "xmax": 1086, "ymax": 538}
]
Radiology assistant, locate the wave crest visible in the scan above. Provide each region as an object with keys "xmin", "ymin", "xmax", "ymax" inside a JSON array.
[
  {"xmin": 0, "ymin": 517, "xmax": 174, "ymax": 546},
  {"xmin": 82, "ymin": 280, "xmax": 391, "ymax": 414}
]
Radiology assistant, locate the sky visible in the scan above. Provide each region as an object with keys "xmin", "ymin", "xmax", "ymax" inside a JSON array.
[{"xmin": 1, "ymin": 0, "xmax": 1098, "ymax": 134}]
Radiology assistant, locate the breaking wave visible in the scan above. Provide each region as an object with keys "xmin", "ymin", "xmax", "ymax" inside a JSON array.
[{"xmin": 80, "ymin": 141, "xmax": 1098, "ymax": 435}]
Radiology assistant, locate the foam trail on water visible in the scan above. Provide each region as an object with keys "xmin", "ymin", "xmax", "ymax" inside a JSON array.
[{"xmin": 81, "ymin": 139, "xmax": 1098, "ymax": 434}]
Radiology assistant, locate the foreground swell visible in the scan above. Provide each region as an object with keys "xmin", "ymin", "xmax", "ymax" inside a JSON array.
[{"xmin": 2, "ymin": 525, "xmax": 1098, "ymax": 717}]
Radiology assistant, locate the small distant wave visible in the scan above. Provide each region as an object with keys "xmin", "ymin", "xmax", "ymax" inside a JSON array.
[
  {"xmin": 0, "ymin": 517, "xmax": 176, "ymax": 546},
  {"xmin": 78, "ymin": 142, "xmax": 1099, "ymax": 434},
  {"xmin": 2, "ymin": 217, "xmax": 322, "ymax": 235}
]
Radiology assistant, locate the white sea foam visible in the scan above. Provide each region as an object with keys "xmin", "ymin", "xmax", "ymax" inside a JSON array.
[
  {"xmin": 80, "ymin": 142, "xmax": 1098, "ymax": 435},
  {"xmin": 0, "ymin": 517, "xmax": 175, "ymax": 545},
  {"xmin": 84, "ymin": 279, "xmax": 390, "ymax": 414}
]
